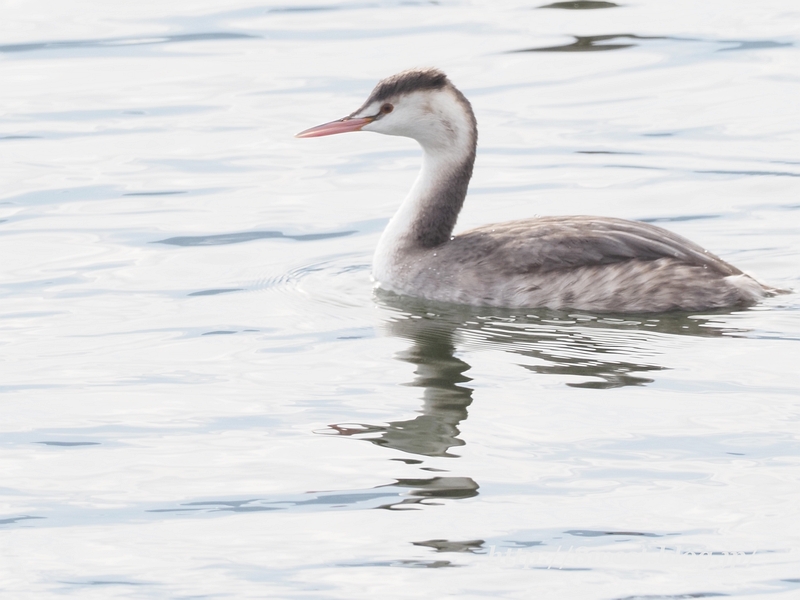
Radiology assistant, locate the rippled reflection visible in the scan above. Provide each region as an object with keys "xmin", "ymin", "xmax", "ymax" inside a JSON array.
[
  {"xmin": 375, "ymin": 477, "xmax": 480, "ymax": 510},
  {"xmin": 516, "ymin": 34, "xmax": 665, "ymax": 53},
  {"xmin": 379, "ymin": 292, "xmax": 748, "ymax": 388},
  {"xmin": 538, "ymin": 1, "xmax": 619, "ymax": 10},
  {"xmin": 0, "ymin": 32, "xmax": 258, "ymax": 54},
  {"xmin": 331, "ymin": 294, "xmax": 751, "ymax": 457},
  {"xmin": 326, "ymin": 293, "xmax": 750, "ymax": 462},
  {"xmin": 328, "ymin": 311, "xmax": 474, "ymax": 457},
  {"xmin": 147, "ymin": 476, "xmax": 480, "ymax": 514},
  {"xmin": 155, "ymin": 229, "xmax": 354, "ymax": 246},
  {"xmin": 513, "ymin": 33, "xmax": 793, "ymax": 54}
]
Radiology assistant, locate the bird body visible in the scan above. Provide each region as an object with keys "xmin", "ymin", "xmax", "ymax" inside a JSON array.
[{"xmin": 297, "ymin": 68, "xmax": 777, "ymax": 312}]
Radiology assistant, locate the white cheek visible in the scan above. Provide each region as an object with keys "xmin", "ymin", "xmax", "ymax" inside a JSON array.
[
  {"xmin": 365, "ymin": 114, "xmax": 409, "ymax": 136},
  {"xmin": 359, "ymin": 91, "xmax": 469, "ymax": 150},
  {"xmin": 362, "ymin": 119, "xmax": 388, "ymax": 134}
]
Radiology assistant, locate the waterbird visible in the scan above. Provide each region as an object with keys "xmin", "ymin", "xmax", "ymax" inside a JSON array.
[{"xmin": 296, "ymin": 68, "xmax": 780, "ymax": 312}]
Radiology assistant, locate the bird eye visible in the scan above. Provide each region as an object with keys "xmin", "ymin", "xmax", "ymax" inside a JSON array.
[{"xmin": 380, "ymin": 103, "xmax": 394, "ymax": 115}]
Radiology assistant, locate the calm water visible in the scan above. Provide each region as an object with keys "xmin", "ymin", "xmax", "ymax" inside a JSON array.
[{"xmin": 1, "ymin": 1, "xmax": 799, "ymax": 598}]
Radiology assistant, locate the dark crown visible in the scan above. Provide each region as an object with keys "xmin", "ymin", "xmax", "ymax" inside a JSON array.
[{"xmin": 366, "ymin": 68, "xmax": 450, "ymax": 104}]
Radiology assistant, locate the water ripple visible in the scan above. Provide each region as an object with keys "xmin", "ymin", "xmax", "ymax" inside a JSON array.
[
  {"xmin": 0, "ymin": 32, "xmax": 259, "ymax": 54},
  {"xmin": 155, "ymin": 229, "xmax": 355, "ymax": 246}
]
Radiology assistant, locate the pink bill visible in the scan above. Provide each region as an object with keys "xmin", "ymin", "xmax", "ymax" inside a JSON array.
[{"xmin": 295, "ymin": 116, "xmax": 373, "ymax": 138}]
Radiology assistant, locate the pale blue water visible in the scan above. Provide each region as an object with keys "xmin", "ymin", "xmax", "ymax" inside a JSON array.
[{"xmin": 1, "ymin": 1, "xmax": 799, "ymax": 598}]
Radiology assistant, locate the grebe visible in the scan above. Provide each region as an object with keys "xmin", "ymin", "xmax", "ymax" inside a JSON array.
[{"xmin": 297, "ymin": 68, "xmax": 777, "ymax": 312}]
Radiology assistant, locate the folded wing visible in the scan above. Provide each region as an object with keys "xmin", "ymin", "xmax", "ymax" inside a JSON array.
[{"xmin": 452, "ymin": 216, "xmax": 741, "ymax": 277}]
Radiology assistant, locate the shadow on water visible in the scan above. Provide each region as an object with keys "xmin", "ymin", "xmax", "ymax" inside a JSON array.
[{"xmin": 324, "ymin": 292, "xmax": 751, "ymax": 459}]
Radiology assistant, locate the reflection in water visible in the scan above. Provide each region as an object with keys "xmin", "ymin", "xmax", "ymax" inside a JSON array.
[
  {"xmin": 523, "ymin": 353, "xmax": 661, "ymax": 388},
  {"xmin": 465, "ymin": 315, "xmax": 671, "ymax": 389},
  {"xmin": 322, "ymin": 293, "xmax": 750, "ymax": 517},
  {"xmin": 328, "ymin": 312, "xmax": 475, "ymax": 458},
  {"xmin": 0, "ymin": 33, "xmax": 258, "ymax": 54},
  {"xmin": 412, "ymin": 538, "xmax": 485, "ymax": 553},
  {"xmin": 318, "ymin": 296, "xmax": 751, "ymax": 515},
  {"xmin": 314, "ymin": 302, "xmax": 483, "ymax": 511},
  {"xmin": 719, "ymin": 40, "xmax": 793, "ymax": 52},
  {"xmin": 375, "ymin": 477, "xmax": 480, "ymax": 510},
  {"xmin": 326, "ymin": 293, "xmax": 750, "ymax": 461},
  {"xmin": 514, "ymin": 34, "xmax": 792, "ymax": 55},
  {"xmin": 146, "ymin": 476, "xmax": 479, "ymax": 514},
  {"xmin": 380, "ymin": 293, "xmax": 747, "ymax": 389},
  {"xmin": 155, "ymin": 229, "xmax": 354, "ymax": 246},
  {"xmin": 567, "ymin": 529, "xmax": 662, "ymax": 538},
  {"xmin": 516, "ymin": 34, "xmax": 666, "ymax": 53},
  {"xmin": 539, "ymin": 1, "xmax": 619, "ymax": 9}
]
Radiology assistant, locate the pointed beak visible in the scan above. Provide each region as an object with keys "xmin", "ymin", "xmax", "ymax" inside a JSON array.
[{"xmin": 295, "ymin": 116, "xmax": 374, "ymax": 138}]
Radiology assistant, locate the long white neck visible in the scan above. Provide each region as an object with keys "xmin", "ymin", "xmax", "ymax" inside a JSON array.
[{"xmin": 372, "ymin": 141, "xmax": 475, "ymax": 286}]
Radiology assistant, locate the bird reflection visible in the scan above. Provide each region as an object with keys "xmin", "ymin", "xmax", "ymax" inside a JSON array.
[
  {"xmin": 326, "ymin": 292, "xmax": 750, "ymax": 460},
  {"xmin": 328, "ymin": 312, "xmax": 474, "ymax": 458},
  {"xmin": 374, "ymin": 477, "xmax": 480, "ymax": 511}
]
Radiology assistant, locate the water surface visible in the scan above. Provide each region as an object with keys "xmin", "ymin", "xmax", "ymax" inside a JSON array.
[{"xmin": 1, "ymin": 1, "xmax": 799, "ymax": 598}]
